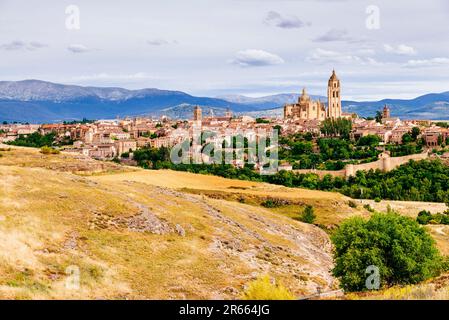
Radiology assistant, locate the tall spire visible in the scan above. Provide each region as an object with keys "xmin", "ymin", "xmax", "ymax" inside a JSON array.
[
  {"xmin": 327, "ymin": 69, "xmax": 342, "ymax": 119},
  {"xmin": 330, "ymin": 69, "xmax": 338, "ymax": 80}
]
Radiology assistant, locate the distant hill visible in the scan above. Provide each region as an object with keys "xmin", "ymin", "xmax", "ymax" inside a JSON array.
[
  {"xmin": 0, "ymin": 79, "xmax": 448, "ymax": 122},
  {"xmin": 155, "ymin": 104, "xmax": 229, "ymax": 120},
  {"xmin": 217, "ymin": 93, "xmax": 327, "ymax": 110},
  {"xmin": 342, "ymin": 92, "xmax": 449, "ymax": 120},
  {"xmin": 0, "ymin": 80, "xmax": 251, "ymax": 123}
]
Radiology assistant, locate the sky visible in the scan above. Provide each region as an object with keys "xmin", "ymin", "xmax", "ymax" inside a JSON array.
[{"xmin": 0, "ymin": 0, "xmax": 449, "ymax": 100}]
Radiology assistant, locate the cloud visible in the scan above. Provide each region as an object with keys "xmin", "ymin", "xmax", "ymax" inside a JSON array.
[
  {"xmin": 404, "ymin": 57, "xmax": 449, "ymax": 68},
  {"xmin": 147, "ymin": 39, "xmax": 178, "ymax": 46},
  {"xmin": 306, "ymin": 48, "xmax": 381, "ymax": 65},
  {"xmin": 263, "ymin": 11, "xmax": 308, "ymax": 29},
  {"xmin": 313, "ymin": 29, "xmax": 353, "ymax": 42},
  {"xmin": 357, "ymin": 48, "xmax": 376, "ymax": 56},
  {"xmin": 384, "ymin": 44, "xmax": 416, "ymax": 55},
  {"xmin": 67, "ymin": 44, "xmax": 92, "ymax": 53},
  {"xmin": 0, "ymin": 40, "xmax": 48, "ymax": 51},
  {"xmin": 230, "ymin": 49, "xmax": 285, "ymax": 67}
]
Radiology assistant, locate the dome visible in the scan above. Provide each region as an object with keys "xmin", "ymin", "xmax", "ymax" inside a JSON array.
[{"xmin": 299, "ymin": 88, "xmax": 309, "ymax": 102}]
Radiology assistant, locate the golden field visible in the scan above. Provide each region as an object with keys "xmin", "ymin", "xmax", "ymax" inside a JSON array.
[{"xmin": 1, "ymin": 145, "xmax": 448, "ymax": 299}]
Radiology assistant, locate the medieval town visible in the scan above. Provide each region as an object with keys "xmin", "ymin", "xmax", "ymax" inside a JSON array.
[{"xmin": 1, "ymin": 70, "xmax": 449, "ymax": 175}]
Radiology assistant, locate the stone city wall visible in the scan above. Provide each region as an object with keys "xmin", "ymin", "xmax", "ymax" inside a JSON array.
[{"xmin": 292, "ymin": 151, "xmax": 429, "ymax": 179}]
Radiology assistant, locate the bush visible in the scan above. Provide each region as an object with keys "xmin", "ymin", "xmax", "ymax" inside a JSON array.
[
  {"xmin": 417, "ymin": 211, "xmax": 449, "ymax": 225},
  {"xmin": 299, "ymin": 205, "xmax": 316, "ymax": 224},
  {"xmin": 374, "ymin": 197, "xmax": 381, "ymax": 203},
  {"xmin": 332, "ymin": 212, "xmax": 442, "ymax": 292},
  {"xmin": 261, "ymin": 198, "xmax": 289, "ymax": 208},
  {"xmin": 40, "ymin": 146, "xmax": 60, "ymax": 155},
  {"xmin": 363, "ymin": 204, "xmax": 375, "ymax": 212},
  {"xmin": 8, "ymin": 132, "xmax": 56, "ymax": 148},
  {"xmin": 416, "ymin": 210, "xmax": 432, "ymax": 225},
  {"xmin": 348, "ymin": 200, "xmax": 358, "ymax": 208},
  {"xmin": 242, "ymin": 275, "xmax": 294, "ymax": 300}
]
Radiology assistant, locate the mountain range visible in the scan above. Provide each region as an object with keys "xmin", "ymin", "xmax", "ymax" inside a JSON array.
[{"xmin": 0, "ymin": 80, "xmax": 448, "ymax": 122}]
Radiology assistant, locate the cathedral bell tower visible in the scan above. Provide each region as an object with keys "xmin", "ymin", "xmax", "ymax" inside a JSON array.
[{"xmin": 327, "ymin": 70, "xmax": 342, "ymax": 119}]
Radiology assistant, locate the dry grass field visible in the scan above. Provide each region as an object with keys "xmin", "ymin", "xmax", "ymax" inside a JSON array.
[
  {"xmin": 91, "ymin": 169, "xmax": 371, "ymax": 227},
  {"xmin": 0, "ymin": 147, "xmax": 337, "ymax": 299},
  {"xmin": 1, "ymin": 146, "xmax": 448, "ymax": 300}
]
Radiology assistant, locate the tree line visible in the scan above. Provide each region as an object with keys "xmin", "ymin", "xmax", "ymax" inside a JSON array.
[{"xmin": 132, "ymin": 146, "xmax": 449, "ymax": 203}]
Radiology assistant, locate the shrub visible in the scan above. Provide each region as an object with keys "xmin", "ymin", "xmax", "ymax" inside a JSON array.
[
  {"xmin": 416, "ymin": 211, "xmax": 449, "ymax": 225},
  {"xmin": 374, "ymin": 197, "xmax": 381, "ymax": 203},
  {"xmin": 332, "ymin": 212, "xmax": 442, "ymax": 292},
  {"xmin": 416, "ymin": 210, "xmax": 432, "ymax": 225},
  {"xmin": 242, "ymin": 275, "xmax": 294, "ymax": 300},
  {"xmin": 40, "ymin": 146, "xmax": 60, "ymax": 155},
  {"xmin": 299, "ymin": 205, "xmax": 316, "ymax": 224},
  {"xmin": 363, "ymin": 204, "xmax": 375, "ymax": 212},
  {"xmin": 261, "ymin": 198, "xmax": 289, "ymax": 208},
  {"xmin": 348, "ymin": 200, "xmax": 358, "ymax": 208}
]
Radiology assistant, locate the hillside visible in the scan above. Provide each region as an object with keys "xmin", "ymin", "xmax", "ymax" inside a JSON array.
[
  {"xmin": 1, "ymin": 146, "xmax": 448, "ymax": 299},
  {"xmin": 0, "ymin": 146, "xmax": 339, "ymax": 299}
]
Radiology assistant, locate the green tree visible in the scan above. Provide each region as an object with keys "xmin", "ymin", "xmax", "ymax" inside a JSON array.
[
  {"xmin": 299, "ymin": 205, "xmax": 316, "ymax": 224},
  {"xmin": 357, "ymin": 134, "xmax": 380, "ymax": 147},
  {"xmin": 402, "ymin": 133, "xmax": 413, "ymax": 144},
  {"xmin": 304, "ymin": 132, "xmax": 313, "ymax": 141},
  {"xmin": 411, "ymin": 127, "xmax": 421, "ymax": 141},
  {"xmin": 375, "ymin": 111, "xmax": 382, "ymax": 123},
  {"xmin": 256, "ymin": 118, "xmax": 270, "ymax": 124},
  {"xmin": 416, "ymin": 210, "xmax": 432, "ymax": 225},
  {"xmin": 7, "ymin": 132, "xmax": 56, "ymax": 148},
  {"xmin": 438, "ymin": 135, "xmax": 443, "ymax": 146},
  {"xmin": 320, "ymin": 118, "xmax": 352, "ymax": 139},
  {"xmin": 332, "ymin": 213, "xmax": 442, "ymax": 292}
]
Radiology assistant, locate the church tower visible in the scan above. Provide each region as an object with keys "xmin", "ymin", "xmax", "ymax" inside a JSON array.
[
  {"xmin": 193, "ymin": 105, "xmax": 202, "ymax": 121},
  {"xmin": 327, "ymin": 70, "xmax": 342, "ymax": 119},
  {"xmin": 382, "ymin": 104, "xmax": 391, "ymax": 119}
]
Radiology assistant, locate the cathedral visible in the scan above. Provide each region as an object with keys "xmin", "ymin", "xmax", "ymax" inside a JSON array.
[{"xmin": 284, "ymin": 70, "xmax": 342, "ymax": 121}]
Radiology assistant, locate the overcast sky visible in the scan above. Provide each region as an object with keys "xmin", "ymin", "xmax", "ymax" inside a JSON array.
[{"xmin": 0, "ymin": 0, "xmax": 449, "ymax": 100}]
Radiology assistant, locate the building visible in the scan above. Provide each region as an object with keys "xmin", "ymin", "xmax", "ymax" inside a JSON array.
[
  {"xmin": 327, "ymin": 70, "xmax": 342, "ymax": 119},
  {"xmin": 114, "ymin": 139, "xmax": 137, "ymax": 156},
  {"xmin": 225, "ymin": 108, "xmax": 233, "ymax": 119},
  {"xmin": 284, "ymin": 70, "xmax": 342, "ymax": 121},
  {"xmin": 283, "ymin": 88, "xmax": 326, "ymax": 121},
  {"xmin": 382, "ymin": 105, "xmax": 391, "ymax": 119},
  {"xmin": 193, "ymin": 106, "xmax": 202, "ymax": 121}
]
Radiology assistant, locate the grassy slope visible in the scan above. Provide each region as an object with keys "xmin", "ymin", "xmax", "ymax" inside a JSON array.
[
  {"xmin": 0, "ymin": 147, "xmax": 336, "ymax": 299},
  {"xmin": 1, "ymin": 146, "xmax": 448, "ymax": 300}
]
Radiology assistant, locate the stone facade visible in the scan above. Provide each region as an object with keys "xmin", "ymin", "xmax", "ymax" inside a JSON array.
[
  {"xmin": 193, "ymin": 106, "xmax": 202, "ymax": 121},
  {"xmin": 327, "ymin": 70, "xmax": 342, "ymax": 119},
  {"xmin": 382, "ymin": 105, "xmax": 391, "ymax": 119},
  {"xmin": 283, "ymin": 88, "xmax": 326, "ymax": 121},
  {"xmin": 284, "ymin": 70, "xmax": 342, "ymax": 121}
]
